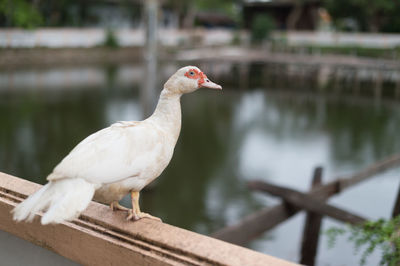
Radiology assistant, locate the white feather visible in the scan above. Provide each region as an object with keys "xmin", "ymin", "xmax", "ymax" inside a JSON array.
[
  {"xmin": 13, "ymin": 178, "xmax": 96, "ymax": 224},
  {"xmin": 49, "ymin": 121, "xmax": 171, "ymax": 182}
]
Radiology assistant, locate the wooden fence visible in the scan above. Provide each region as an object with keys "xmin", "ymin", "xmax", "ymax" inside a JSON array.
[{"xmin": 212, "ymin": 154, "xmax": 400, "ymax": 265}]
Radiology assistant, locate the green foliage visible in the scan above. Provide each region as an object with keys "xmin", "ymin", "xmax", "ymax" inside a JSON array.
[
  {"xmin": 0, "ymin": 0, "xmax": 142, "ymax": 28},
  {"xmin": 102, "ymin": 29, "xmax": 119, "ymax": 49},
  {"xmin": 0, "ymin": 0, "xmax": 43, "ymax": 28},
  {"xmin": 231, "ymin": 30, "xmax": 241, "ymax": 45},
  {"xmin": 194, "ymin": 0, "xmax": 237, "ymax": 18},
  {"xmin": 166, "ymin": 0, "xmax": 240, "ymax": 27},
  {"xmin": 323, "ymin": 0, "xmax": 400, "ymax": 32},
  {"xmin": 165, "ymin": 0, "xmax": 237, "ymax": 17},
  {"xmin": 326, "ymin": 216, "xmax": 400, "ymax": 266},
  {"xmin": 251, "ymin": 14, "xmax": 275, "ymax": 44}
]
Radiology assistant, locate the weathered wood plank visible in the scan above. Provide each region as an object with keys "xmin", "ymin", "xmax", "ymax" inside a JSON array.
[
  {"xmin": 248, "ymin": 180, "xmax": 367, "ymax": 225},
  {"xmin": 300, "ymin": 167, "xmax": 323, "ymax": 266},
  {"xmin": 211, "ymin": 203, "xmax": 298, "ymax": 245},
  {"xmin": 0, "ymin": 172, "xmax": 298, "ymax": 266},
  {"xmin": 339, "ymin": 154, "xmax": 400, "ymax": 191},
  {"xmin": 212, "ymin": 154, "xmax": 400, "ymax": 244},
  {"xmin": 392, "ymin": 182, "xmax": 400, "ymax": 218}
]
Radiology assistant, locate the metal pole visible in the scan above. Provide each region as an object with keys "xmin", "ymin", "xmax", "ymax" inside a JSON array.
[{"xmin": 142, "ymin": 0, "xmax": 158, "ymax": 118}]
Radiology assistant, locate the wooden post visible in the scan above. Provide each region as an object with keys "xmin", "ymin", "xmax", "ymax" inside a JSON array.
[
  {"xmin": 353, "ymin": 69, "xmax": 360, "ymax": 96},
  {"xmin": 395, "ymin": 79, "xmax": 400, "ymax": 99},
  {"xmin": 374, "ymin": 72, "xmax": 383, "ymax": 100},
  {"xmin": 392, "ymin": 182, "xmax": 400, "ymax": 218},
  {"xmin": 333, "ymin": 67, "xmax": 341, "ymax": 94},
  {"xmin": 391, "ymin": 181, "xmax": 400, "ymax": 266},
  {"xmin": 300, "ymin": 167, "xmax": 323, "ymax": 266},
  {"xmin": 239, "ymin": 62, "xmax": 249, "ymax": 90}
]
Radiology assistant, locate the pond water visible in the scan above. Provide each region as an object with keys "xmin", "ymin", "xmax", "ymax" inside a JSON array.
[{"xmin": 1, "ymin": 62, "xmax": 400, "ymax": 265}]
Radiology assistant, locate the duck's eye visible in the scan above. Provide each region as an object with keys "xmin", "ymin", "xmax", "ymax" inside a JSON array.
[{"xmin": 189, "ymin": 71, "xmax": 195, "ymax": 76}]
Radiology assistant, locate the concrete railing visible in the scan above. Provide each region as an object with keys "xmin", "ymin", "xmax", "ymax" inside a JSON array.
[{"xmin": 0, "ymin": 172, "xmax": 297, "ymax": 266}]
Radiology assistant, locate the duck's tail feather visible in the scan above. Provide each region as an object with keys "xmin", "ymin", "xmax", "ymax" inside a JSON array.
[{"xmin": 12, "ymin": 178, "xmax": 95, "ymax": 225}]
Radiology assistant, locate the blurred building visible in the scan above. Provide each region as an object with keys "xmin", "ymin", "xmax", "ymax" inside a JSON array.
[
  {"xmin": 243, "ymin": 0, "xmax": 321, "ymax": 30},
  {"xmin": 77, "ymin": 0, "xmax": 142, "ymax": 28}
]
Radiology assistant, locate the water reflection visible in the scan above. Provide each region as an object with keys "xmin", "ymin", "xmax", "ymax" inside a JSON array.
[{"xmin": 0, "ymin": 62, "xmax": 400, "ymax": 265}]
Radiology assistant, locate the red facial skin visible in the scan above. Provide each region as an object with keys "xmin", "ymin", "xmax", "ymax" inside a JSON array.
[{"xmin": 184, "ymin": 69, "xmax": 208, "ymax": 87}]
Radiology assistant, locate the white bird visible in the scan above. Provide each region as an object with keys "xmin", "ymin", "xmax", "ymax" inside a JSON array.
[{"xmin": 12, "ymin": 66, "xmax": 222, "ymax": 224}]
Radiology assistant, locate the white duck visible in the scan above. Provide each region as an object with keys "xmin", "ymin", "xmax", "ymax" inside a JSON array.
[{"xmin": 13, "ymin": 66, "xmax": 222, "ymax": 224}]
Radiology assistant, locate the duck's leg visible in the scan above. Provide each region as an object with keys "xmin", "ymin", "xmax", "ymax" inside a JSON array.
[
  {"xmin": 126, "ymin": 191, "xmax": 161, "ymax": 222},
  {"xmin": 110, "ymin": 201, "xmax": 130, "ymax": 211}
]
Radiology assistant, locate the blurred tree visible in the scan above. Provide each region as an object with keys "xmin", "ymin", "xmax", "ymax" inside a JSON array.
[
  {"xmin": 324, "ymin": 0, "xmax": 400, "ymax": 32},
  {"xmin": 251, "ymin": 14, "xmax": 275, "ymax": 44},
  {"xmin": 102, "ymin": 28, "xmax": 119, "ymax": 48},
  {"xmin": 165, "ymin": 0, "xmax": 240, "ymax": 28},
  {"xmin": 194, "ymin": 0, "xmax": 238, "ymax": 16},
  {"xmin": 0, "ymin": 0, "xmax": 43, "ymax": 28},
  {"xmin": 0, "ymin": 0, "xmax": 141, "ymax": 28}
]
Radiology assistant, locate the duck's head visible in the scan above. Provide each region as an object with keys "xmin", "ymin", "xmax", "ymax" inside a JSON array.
[{"xmin": 164, "ymin": 66, "xmax": 222, "ymax": 95}]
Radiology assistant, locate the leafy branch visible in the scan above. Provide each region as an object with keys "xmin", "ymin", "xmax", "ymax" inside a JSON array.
[{"xmin": 326, "ymin": 215, "xmax": 400, "ymax": 266}]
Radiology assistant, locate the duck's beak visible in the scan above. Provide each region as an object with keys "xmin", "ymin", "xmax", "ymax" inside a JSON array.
[{"xmin": 201, "ymin": 78, "xmax": 222, "ymax": 90}]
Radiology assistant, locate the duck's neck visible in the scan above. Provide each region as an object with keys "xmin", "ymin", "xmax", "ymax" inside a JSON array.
[{"xmin": 148, "ymin": 89, "xmax": 182, "ymax": 140}]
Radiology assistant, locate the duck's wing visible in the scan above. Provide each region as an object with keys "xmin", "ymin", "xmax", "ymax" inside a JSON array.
[{"xmin": 47, "ymin": 121, "xmax": 163, "ymax": 184}]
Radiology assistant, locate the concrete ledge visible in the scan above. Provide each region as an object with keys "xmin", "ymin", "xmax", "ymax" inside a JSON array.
[{"xmin": 0, "ymin": 172, "xmax": 297, "ymax": 266}]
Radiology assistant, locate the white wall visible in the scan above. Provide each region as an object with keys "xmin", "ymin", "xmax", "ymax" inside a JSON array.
[
  {"xmin": 2, "ymin": 28, "xmax": 399, "ymax": 49},
  {"xmin": 0, "ymin": 28, "xmax": 143, "ymax": 48},
  {"xmin": 0, "ymin": 28, "xmax": 239, "ymax": 48},
  {"xmin": 280, "ymin": 31, "xmax": 400, "ymax": 48}
]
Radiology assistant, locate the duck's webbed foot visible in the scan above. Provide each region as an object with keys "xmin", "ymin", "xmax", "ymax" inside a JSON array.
[
  {"xmin": 126, "ymin": 191, "xmax": 162, "ymax": 222},
  {"xmin": 110, "ymin": 201, "xmax": 130, "ymax": 211},
  {"xmin": 126, "ymin": 210, "xmax": 162, "ymax": 221}
]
